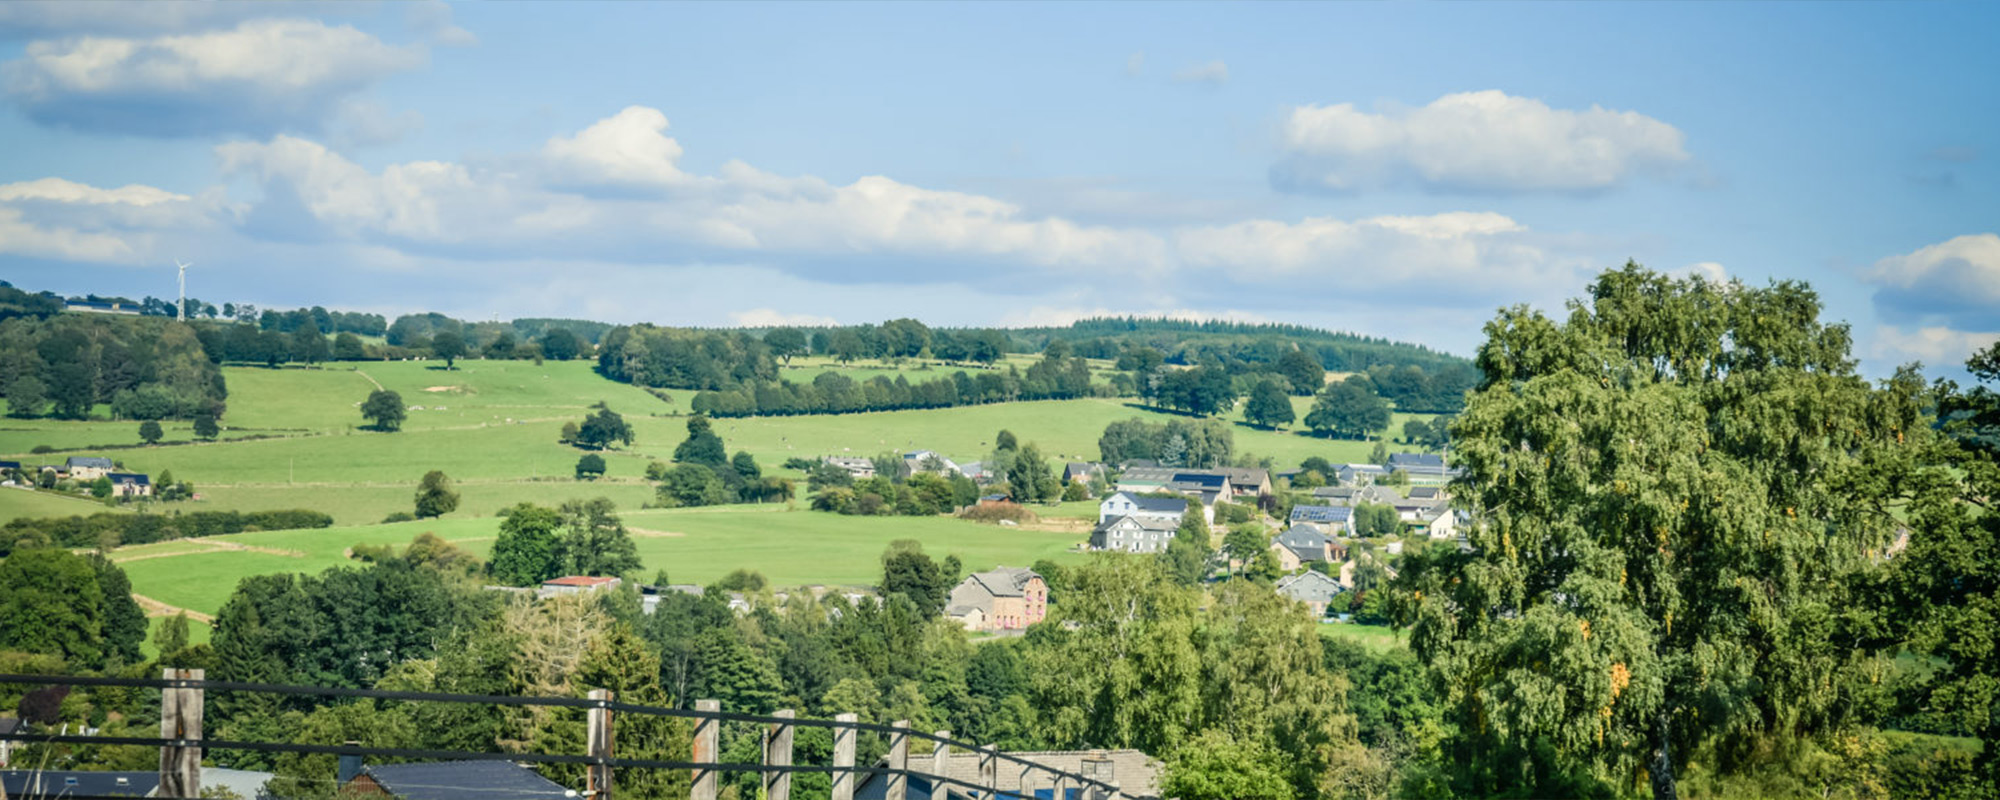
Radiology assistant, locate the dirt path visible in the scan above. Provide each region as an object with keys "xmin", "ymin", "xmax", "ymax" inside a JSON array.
[
  {"xmin": 109, "ymin": 538, "xmax": 306, "ymax": 563},
  {"xmin": 354, "ymin": 369, "xmax": 385, "ymax": 391},
  {"xmin": 627, "ymin": 527, "xmax": 687, "ymax": 538},
  {"xmin": 132, "ymin": 594, "xmax": 215, "ymax": 624}
]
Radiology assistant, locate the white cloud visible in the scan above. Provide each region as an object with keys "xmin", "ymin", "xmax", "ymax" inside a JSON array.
[
  {"xmin": 0, "ymin": 206, "xmax": 141, "ymax": 262},
  {"xmin": 1275, "ymin": 90, "xmax": 1690, "ymax": 193},
  {"xmin": 1682, "ymin": 261, "xmax": 1727, "ymax": 283},
  {"xmin": 4, "ymin": 18, "xmax": 425, "ymax": 136},
  {"xmin": 1175, "ymin": 211, "xmax": 1576, "ymax": 302},
  {"xmin": 1172, "ymin": 60, "xmax": 1228, "ymax": 85},
  {"xmin": 1869, "ymin": 325, "xmax": 2000, "ymax": 370},
  {"xmin": 540, "ymin": 106, "xmax": 701, "ymax": 190},
  {"xmin": 0, "ymin": 177, "xmax": 188, "ymax": 206},
  {"xmin": 729, "ymin": 309, "xmax": 838, "ymax": 328},
  {"xmin": 0, "ymin": 176, "xmax": 214, "ymax": 264},
  {"xmin": 1866, "ymin": 233, "xmax": 2000, "ymax": 331}
]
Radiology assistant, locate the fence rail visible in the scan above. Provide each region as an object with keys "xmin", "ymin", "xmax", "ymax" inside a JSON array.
[{"xmin": 0, "ymin": 671, "xmax": 1129, "ymax": 800}]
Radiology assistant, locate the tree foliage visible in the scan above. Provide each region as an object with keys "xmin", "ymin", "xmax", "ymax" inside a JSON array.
[
  {"xmin": 361, "ymin": 389, "xmax": 405, "ymax": 431},
  {"xmin": 1304, "ymin": 376, "xmax": 1390, "ymax": 439},
  {"xmin": 1398, "ymin": 264, "xmax": 1926, "ymax": 799},
  {"xmin": 413, "ymin": 470, "xmax": 459, "ymax": 519},
  {"xmin": 1245, "ymin": 379, "xmax": 1296, "ymax": 428}
]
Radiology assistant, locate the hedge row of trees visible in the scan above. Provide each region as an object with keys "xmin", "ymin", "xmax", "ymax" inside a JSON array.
[
  {"xmin": 690, "ymin": 353, "xmax": 1105, "ymax": 418},
  {"xmin": 0, "ymin": 509, "xmax": 335, "ymax": 556},
  {"xmin": 0, "ymin": 314, "xmax": 227, "ymax": 420},
  {"xmin": 1096, "ymin": 417, "xmax": 1237, "ymax": 467},
  {"xmin": 648, "ymin": 416, "xmax": 793, "ymax": 507}
]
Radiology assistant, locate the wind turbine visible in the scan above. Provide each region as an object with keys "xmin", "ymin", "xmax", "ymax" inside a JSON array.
[{"xmin": 174, "ymin": 259, "xmax": 192, "ymax": 321}]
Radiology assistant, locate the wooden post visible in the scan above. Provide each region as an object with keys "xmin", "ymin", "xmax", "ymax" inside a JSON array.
[
  {"xmin": 690, "ymin": 699, "xmax": 720, "ymax": 800},
  {"xmin": 1053, "ymin": 772, "xmax": 1068, "ymax": 800},
  {"xmin": 886, "ymin": 720, "xmax": 909, "ymax": 800},
  {"xmin": 978, "ymin": 746, "xmax": 997, "ymax": 795},
  {"xmin": 929, "ymin": 731, "xmax": 949, "ymax": 780},
  {"xmin": 830, "ymin": 713, "xmax": 858, "ymax": 800},
  {"xmin": 158, "ymin": 668, "xmax": 203, "ymax": 798},
  {"xmin": 763, "ymin": 709, "xmax": 794, "ymax": 800},
  {"xmin": 586, "ymin": 689, "xmax": 614, "ymax": 800}
]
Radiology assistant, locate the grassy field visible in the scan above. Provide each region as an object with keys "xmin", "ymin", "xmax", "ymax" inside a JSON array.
[
  {"xmin": 1318, "ymin": 622, "xmax": 1408, "ymax": 652},
  {"xmin": 0, "ymin": 358, "xmax": 1439, "ymax": 529},
  {"xmin": 114, "ymin": 506, "xmax": 1087, "ymax": 617},
  {"xmin": 0, "ymin": 487, "xmax": 125, "ymax": 524}
]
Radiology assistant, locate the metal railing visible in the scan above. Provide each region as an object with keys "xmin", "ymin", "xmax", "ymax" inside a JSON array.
[{"xmin": 0, "ymin": 671, "xmax": 1130, "ymax": 800}]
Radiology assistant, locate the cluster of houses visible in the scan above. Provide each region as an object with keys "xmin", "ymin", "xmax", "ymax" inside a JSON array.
[
  {"xmin": 524, "ymin": 569, "xmax": 1049, "ymax": 635},
  {"xmin": 2, "ymin": 455, "xmax": 153, "ymax": 498}
]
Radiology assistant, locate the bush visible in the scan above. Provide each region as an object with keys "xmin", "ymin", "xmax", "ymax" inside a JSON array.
[
  {"xmin": 30, "ymin": 444, "xmax": 54, "ymax": 454},
  {"xmin": 955, "ymin": 502, "xmax": 1039, "ymax": 525},
  {"xmin": 382, "ymin": 512, "xmax": 416, "ymax": 524}
]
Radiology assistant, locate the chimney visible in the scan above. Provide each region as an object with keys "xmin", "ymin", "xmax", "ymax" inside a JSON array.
[{"xmin": 337, "ymin": 742, "xmax": 364, "ymax": 785}]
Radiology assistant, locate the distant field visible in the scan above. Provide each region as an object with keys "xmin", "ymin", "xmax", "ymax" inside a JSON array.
[
  {"xmin": 1318, "ymin": 622, "xmax": 1407, "ymax": 652},
  {"xmin": 773, "ymin": 355, "xmax": 1121, "ymax": 388},
  {"xmin": 116, "ymin": 506, "xmax": 1086, "ymax": 617},
  {"xmin": 0, "ymin": 487, "xmax": 124, "ymax": 524},
  {"xmin": 1, "ymin": 358, "xmax": 1439, "ymax": 526},
  {"xmin": 141, "ymin": 616, "xmax": 213, "ymax": 660}
]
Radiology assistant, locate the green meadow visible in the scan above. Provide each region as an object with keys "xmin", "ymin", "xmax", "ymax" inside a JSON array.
[
  {"xmin": 114, "ymin": 506, "xmax": 1084, "ymax": 617},
  {"xmin": 1318, "ymin": 622, "xmax": 1408, "ymax": 652},
  {"xmin": 0, "ymin": 486, "xmax": 125, "ymax": 524}
]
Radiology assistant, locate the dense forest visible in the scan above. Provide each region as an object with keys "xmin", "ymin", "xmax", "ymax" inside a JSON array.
[{"xmin": 0, "ymin": 313, "xmax": 227, "ymax": 420}]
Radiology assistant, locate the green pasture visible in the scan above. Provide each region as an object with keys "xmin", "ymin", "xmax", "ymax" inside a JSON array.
[
  {"xmin": 219, "ymin": 360, "xmax": 676, "ymax": 433},
  {"xmin": 1318, "ymin": 622, "xmax": 1407, "ymax": 652},
  {"xmin": 194, "ymin": 480, "xmax": 663, "ymax": 526},
  {"xmin": 115, "ymin": 506, "xmax": 1086, "ymax": 617},
  {"xmin": 141, "ymin": 615, "xmax": 213, "ymax": 660},
  {"xmin": 0, "ymin": 487, "xmax": 124, "ymax": 524}
]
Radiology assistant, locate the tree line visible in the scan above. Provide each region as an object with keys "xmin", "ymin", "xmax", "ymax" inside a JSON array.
[
  {"xmin": 0, "ymin": 509, "xmax": 334, "ymax": 557},
  {"xmin": 0, "ymin": 314, "xmax": 227, "ymax": 420}
]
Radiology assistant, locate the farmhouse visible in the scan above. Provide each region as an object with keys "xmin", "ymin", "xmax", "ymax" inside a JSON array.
[
  {"xmin": 1275, "ymin": 570, "xmax": 1344, "ymax": 618},
  {"xmin": 64, "ymin": 455, "xmax": 115, "ymax": 480},
  {"xmin": 1274, "ymin": 524, "xmax": 1339, "ymax": 567},
  {"xmin": 1062, "ymin": 461, "xmax": 1105, "ymax": 485},
  {"xmin": 901, "ymin": 449, "xmax": 962, "ymax": 479},
  {"xmin": 106, "ymin": 472, "xmax": 151, "ymax": 498},
  {"xmin": 1091, "ymin": 514, "xmax": 1182, "ymax": 554},
  {"xmin": 1336, "ymin": 463, "xmax": 1389, "ymax": 486},
  {"xmin": 1097, "ymin": 491, "xmax": 1186, "ymax": 526},
  {"xmin": 946, "ymin": 566, "xmax": 1047, "ymax": 631},
  {"xmin": 1217, "ymin": 467, "xmax": 1273, "ymax": 498},
  {"xmin": 1386, "ymin": 452, "xmax": 1462, "ymax": 484}
]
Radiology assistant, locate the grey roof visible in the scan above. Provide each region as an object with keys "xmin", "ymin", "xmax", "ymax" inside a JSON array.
[
  {"xmin": 108, "ymin": 472, "xmax": 149, "ymax": 485},
  {"xmin": 1312, "ymin": 486, "xmax": 1359, "ymax": 499},
  {"xmin": 3, "ymin": 770, "xmax": 158, "ymax": 797},
  {"xmin": 857, "ymin": 749, "xmax": 1163, "ymax": 800},
  {"xmin": 0, "ymin": 718, "xmax": 22, "ymax": 735},
  {"xmin": 1408, "ymin": 486, "xmax": 1442, "ymax": 499},
  {"xmin": 202, "ymin": 767, "xmax": 274, "ymax": 799},
  {"xmin": 966, "ymin": 567, "xmax": 1041, "ymax": 599},
  {"xmin": 1109, "ymin": 492, "xmax": 1188, "ymax": 514},
  {"xmin": 1387, "ymin": 453, "xmax": 1446, "ymax": 470},
  {"xmin": 1277, "ymin": 525, "xmax": 1330, "ymax": 550},
  {"xmin": 1218, "ymin": 467, "xmax": 1270, "ymax": 487},
  {"xmin": 1097, "ymin": 514, "xmax": 1180, "ymax": 534},
  {"xmin": 1117, "ymin": 466, "xmax": 1178, "ymax": 483},
  {"xmin": 1170, "ymin": 472, "xmax": 1227, "ymax": 490},
  {"xmin": 359, "ymin": 760, "xmax": 570, "ymax": 800},
  {"xmin": 65, "ymin": 456, "xmax": 114, "ymax": 469},
  {"xmin": 1275, "ymin": 570, "xmax": 1344, "ymax": 605},
  {"xmin": 1290, "ymin": 505, "xmax": 1355, "ymax": 524}
]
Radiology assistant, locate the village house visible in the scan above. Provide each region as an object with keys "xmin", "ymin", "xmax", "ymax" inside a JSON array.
[
  {"xmin": 901, "ymin": 449, "xmax": 962, "ymax": 479},
  {"xmin": 1062, "ymin": 461, "xmax": 1105, "ymax": 486},
  {"xmin": 341, "ymin": 758, "xmax": 570, "ymax": 800},
  {"xmin": 1386, "ymin": 452, "xmax": 1462, "ymax": 484},
  {"xmin": 1092, "ymin": 513, "xmax": 1182, "ymax": 554},
  {"xmin": 1098, "ymin": 491, "xmax": 1185, "ymax": 526},
  {"xmin": 946, "ymin": 566, "xmax": 1047, "ymax": 631},
  {"xmin": 1336, "ymin": 463, "xmax": 1390, "ymax": 486},
  {"xmin": 1272, "ymin": 524, "xmax": 1347, "ymax": 571},
  {"xmin": 1218, "ymin": 467, "xmax": 1273, "ymax": 498},
  {"xmin": 1275, "ymin": 570, "xmax": 1344, "ymax": 618},
  {"xmin": 1289, "ymin": 504, "xmax": 1355, "ymax": 535},
  {"xmin": 63, "ymin": 455, "xmax": 114, "ymax": 480},
  {"xmin": 106, "ymin": 472, "xmax": 151, "ymax": 498}
]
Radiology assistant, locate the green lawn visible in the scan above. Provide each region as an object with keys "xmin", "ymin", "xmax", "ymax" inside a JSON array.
[
  {"xmin": 0, "ymin": 487, "xmax": 125, "ymax": 524},
  {"xmin": 194, "ymin": 479, "xmax": 662, "ymax": 525},
  {"xmin": 116, "ymin": 506, "xmax": 1086, "ymax": 616},
  {"xmin": 141, "ymin": 615, "xmax": 213, "ymax": 659},
  {"xmin": 1318, "ymin": 622, "xmax": 1408, "ymax": 652}
]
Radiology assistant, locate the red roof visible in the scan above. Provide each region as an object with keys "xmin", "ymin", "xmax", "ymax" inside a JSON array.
[{"xmin": 543, "ymin": 575, "xmax": 620, "ymax": 587}]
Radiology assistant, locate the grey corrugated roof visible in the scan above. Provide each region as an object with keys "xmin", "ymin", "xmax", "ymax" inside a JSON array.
[
  {"xmin": 360, "ymin": 760, "xmax": 571, "ymax": 800},
  {"xmin": 66, "ymin": 456, "xmax": 114, "ymax": 469},
  {"xmin": 1387, "ymin": 453, "xmax": 1446, "ymax": 469},
  {"xmin": 3, "ymin": 770, "xmax": 158, "ymax": 796}
]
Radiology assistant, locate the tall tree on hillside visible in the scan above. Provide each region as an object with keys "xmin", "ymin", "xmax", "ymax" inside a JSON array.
[
  {"xmin": 193, "ymin": 412, "xmax": 220, "ymax": 440},
  {"xmin": 1007, "ymin": 443, "xmax": 1060, "ymax": 503},
  {"xmin": 0, "ymin": 548, "xmax": 108, "ymax": 668},
  {"xmin": 490, "ymin": 503, "xmax": 563, "ymax": 586},
  {"xmin": 574, "ymin": 402, "xmax": 634, "ymax": 449},
  {"xmin": 139, "ymin": 420, "xmax": 163, "ymax": 444},
  {"xmin": 414, "ymin": 470, "xmax": 460, "ymax": 519},
  {"xmin": 880, "ymin": 541, "xmax": 951, "ymax": 618},
  {"xmin": 361, "ymin": 389, "xmax": 406, "ymax": 431},
  {"xmin": 1244, "ymin": 380, "xmax": 1296, "ymax": 429},
  {"xmin": 430, "ymin": 331, "xmax": 466, "ymax": 369},
  {"xmin": 1303, "ymin": 377, "xmax": 1389, "ymax": 440},
  {"xmin": 88, "ymin": 553, "xmax": 147, "ymax": 665},
  {"xmin": 557, "ymin": 497, "xmax": 641, "ymax": 577},
  {"xmin": 764, "ymin": 328, "xmax": 808, "ymax": 364},
  {"xmin": 1277, "ymin": 349, "xmax": 1326, "ymax": 396},
  {"xmin": 1396, "ymin": 265, "xmax": 1926, "ymax": 799},
  {"xmin": 540, "ymin": 328, "xmax": 584, "ymax": 361},
  {"xmin": 1160, "ymin": 514, "xmax": 1216, "ymax": 585},
  {"xmin": 673, "ymin": 415, "xmax": 727, "ymax": 467},
  {"xmin": 7, "ymin": 374, "xmax": 46, "ymax": 417}
]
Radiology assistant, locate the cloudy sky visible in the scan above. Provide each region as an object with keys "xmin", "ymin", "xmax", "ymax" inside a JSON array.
[{"xmin": 2, "ymin": 1, "xmax": 1995, "ymax": 373}]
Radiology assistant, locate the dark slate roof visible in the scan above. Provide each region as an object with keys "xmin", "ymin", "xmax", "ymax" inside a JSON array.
[
  {"xmin": 3, "ymin": 770, "xmax": 158, "ymax": 797},
  {"xmin": 0, "ymin": 717, "xmax": 22, "ymax": 735},
  {"xmin": 1170, "ymin": 472, "xmax": 1227, "ymax": 490},
  {"xmin": 1277, "ymin": 525, "xmax": 1330, "ymax": 550},
  {"xmin": 1275, "ymin": 570, "xmax": 1344, "ymax": 604},
  {"xmin": 1290, "ymin": 505, "xmax": 1355, "ymax": 524},
  {"xmin": 1312, "ymin": 486, "xmax": 1358, "ymax": 499},
  {"xmin": 359, "ymin": 760, "xmax": 571, "ymax": 800},
  {"xmin": 1408, "ymin": 487, "xmax": 1442, "ymax": 499},
  {"xmin": 1098, "ymin": 514, "xmax": 1181, "ymax": 533},
  {"xmin": 1387, "ymin": 453, "xmax": 1447, "ymax": 470},
  {"xmin": 0, "ymin": 460, "xmax": 20, "ymax": 469},
  {"xmin": 66, "ymin": 456, "xmax": 115, "ymax": 469},
  {"xmin": 108, "ymin": 472, "xmax": 150, "ymax": 485},
  {"xmin": 967, "ymin": 567, "xmax": 1041, "ymax": 598},
  {"xmin": 1111, "ymin": 492, "xmax": 1188, "ymax": 514}
]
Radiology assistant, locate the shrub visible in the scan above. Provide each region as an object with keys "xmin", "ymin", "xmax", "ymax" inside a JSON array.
[
  {"xmin": 955, "ymin": 502, "xmax": 1038, "ymax": 525},
  {"xmin": 382, "ymin": 512, "xmax": 417, "ymax": 524}
]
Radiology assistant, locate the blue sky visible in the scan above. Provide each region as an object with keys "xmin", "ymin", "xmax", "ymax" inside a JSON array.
[{"xmin": 2, "ymin": 1, "xmax": 1995, "ymax": 374}]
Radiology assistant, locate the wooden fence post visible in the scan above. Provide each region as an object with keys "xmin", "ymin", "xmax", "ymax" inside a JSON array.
[
  {"xmin": 886, "ymin": 720, "xmax": 909, "ymax": 800},
  {"xmin": 929, "ymin": 731, "xmax": 950, "ymax": 781},
  {"xmin": 763, "ymin": 709, "xmax": 794, "ymax": 800},
  {"xmin": 978, "ymin": 746, "xmax": 997, "ymax": 795},
  {"xmin": 690, "ymin": 699, "xmax": 720, "ymax": 800},
  {"xmin": 586, "ymin": 689, "xmax": 614, "ymax": 800},
  {"xmin": 830, "ymin": 713, "xmax": 857, "ymax": 800},
  {"xmin": 157, "ymin": 668, "xmax": 202, "ymax": 798}
]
